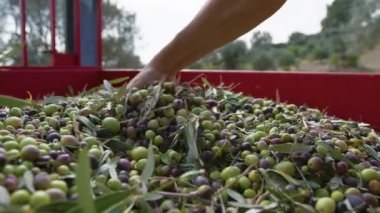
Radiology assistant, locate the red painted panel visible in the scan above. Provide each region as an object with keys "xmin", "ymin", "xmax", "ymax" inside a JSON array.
[
  {"xmin": 103, "ymin": 70, "xmax": 380, "ymax": 130},
  {"xmin": 0, "ymin": 69, "xmax": 102, "ymax": 99},
  {"xmin": 0, "ymin": 69, "xmax": 379, "ymax": 131}
]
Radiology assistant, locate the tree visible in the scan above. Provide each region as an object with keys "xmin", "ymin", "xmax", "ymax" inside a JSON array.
[
  {"xmin": 252, "ymin": 52, "xmax": 276, "ymax": 71},
  {"xmin": 102, "ymin": 0, "xmax": 142, "ymax": 68},
  {"xmin": 277, "ymin": 49, "xmax": 296, "ymax": 70},
  {"xmin": 250, "ymin": 31, "xmax": 273, "ymax": 49},
  {"xmin": 218, "ymin": 40, "xmax": 248, "ymax": 69},
  {"xmin": 288, "ymin": 32, "xmax": 308, "ymax": 45},
  {"xmin": 343, "ymin": 0, "xmax": 380, "ymax": 53},
  {"xmin": 321, "ymin": 0, "xmax": 355, "ymax": 31}
]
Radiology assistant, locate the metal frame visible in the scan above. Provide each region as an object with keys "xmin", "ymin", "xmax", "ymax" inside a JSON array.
[{"xmin": 15, "ymin": 0, "xmax": 102, "ymax": 68}]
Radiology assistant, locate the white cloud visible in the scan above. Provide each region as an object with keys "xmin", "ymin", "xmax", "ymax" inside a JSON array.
[{"xmin": 117, "ymin": 0, "xmax": 334, "ymax": 63}]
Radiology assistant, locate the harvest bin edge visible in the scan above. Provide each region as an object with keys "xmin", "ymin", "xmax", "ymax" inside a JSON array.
[{"xmin": 0, "ymin": 69, "xmax": 379, "ymax": 131}]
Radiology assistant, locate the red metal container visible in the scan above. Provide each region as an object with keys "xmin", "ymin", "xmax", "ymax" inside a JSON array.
[
  {"xmin": 1, "ymin": 0, "xmax": 379, "ymax": 131},
  {"xmin": 1, "ymin": 68, "xmax": 379, "ymax": 131}
]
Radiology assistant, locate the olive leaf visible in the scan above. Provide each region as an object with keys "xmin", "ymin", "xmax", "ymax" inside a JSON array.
[
  {"xmin": 316, "ymin": 141, "xmax": 354, "ymax": 167},
  {"xmin": 239, "ymin": 202, "xmax": 278, "ymax": 212},
  {"xmin": 108, "ymin": 158, "xmax": 119, "ymax": 180},
  {"xmin": 76, "ymin": 115, "xmax": 97, "ymax": 135},
  {"xmin": 180, "ymin": 170, "xmax": 205, "ymax": 179},
  {"xmin": 328, "ymin": 175, "xmax": 343, "ymax": 190},
  {"xmin": 144, "ymin": 193, "xmax": 164, "ymax": 201},
  {"xmin": 77, "ymin": 77, "xmax": 129, "ymax": 97},
  {"xmin": 137, "ymin": 198, "xmax": 154, "ymax": 213},
  {"xmin": 68, "ymin": 85, "xmax": 76, "ymax": 96},
  {"xmin": 98, "ymin": 193, "xmax": 129, "ymax": 213},
  {"xmin": 363, "ymin": 144, "xmax": 380, "ymax": 162},
  {"xmin": 103, "ymin": 139, "xmax": 132, "ymax": 152},
  {"xmin": 268, "ymin": 143, "xmax": 313, "ymax": 154},
  {"xmin": 37, "ymin": 202, "xmax": 78, "ymax": 213},
  {"xmin": 23, "ymin": 170, "xmax": 35, "ymax": 193},
  {"xmin": 260, "ymin": 169, "xmax": 287, "ymax": 188},
  {"xmin": 139, "ymin": 83, "xmax": 162, "ymax": 122},
  {"xmin": 293, "ymin": 202, "xmax": 317, "ymax": 213},
  {"xmin": 98, "ymin": 150, "xmax": 113, "ymax": 165},
  {"xmin": 160, "ymin": 151, "xmax": 171, "ymax": 165},
  {"xmin": 184, "ymin": 118, "xmax": 200, "ymax": 167},
  {"xmin": 103, "ymin": 80, "xmax": 114, "ymax": 93},
  {"xmin": 0, "ymin": 205, "xmax": 25, "ymax": 213},
  {"xmin": 0, "ymin": 186, "xmax": 10, "ymax": 206},
  {"xmin": 141, "ymin": 141, "xmax": 155, "ymax": 183},
  {"xmin": 201, "ymin": 77, "xmax": 212, "ymax": 88},
  {"xmin": 0, "ymin": 95, "xmax": 40, "ymax": 109},
  {"xmin": 226, "ymin": 189, "xmax": 246, "ymax": 204},
  {"xmin": 42, "ymin": 96, "xmax": 65, "ymax": 105},
  {"xmin": 75, "ymin": 150, "xmax": 96, "ymax": 213},
  {"xmin": 264, "ymin": 169, "xmax": 299, "ymax": 187}
]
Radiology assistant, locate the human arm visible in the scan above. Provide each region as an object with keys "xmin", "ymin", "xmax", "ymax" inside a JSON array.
[{"xmin": 127, "ymin": 0, "xmax": 286, "ymax": 89}]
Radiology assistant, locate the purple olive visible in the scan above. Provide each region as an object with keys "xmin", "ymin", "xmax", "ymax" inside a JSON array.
[
  {"xmin": 118, "ymin": 173, "xmax": 129, "ymax": 183},
  {"xmin": 34, "ymin": 172, "xmax": 51, "ymax": 190},
  {"xmin": 4, "ymin": 175, "xmax": 18, "ymax": 191},
  {"xmin": 269, "ymin": 138, "xmax": 283, "ymax": 145},
  {"xmin": 193, "ymin": 176, "xmax": 210, "ymax": 186},
  {"xmin": 200, "ymin": 150, "xmax": 213, "ymax": 162},
  {"xmin": 170, "ymin": 167, "xmax": 182, "ymax": 177},
  {"xmin": 0, "ymin": 110, "xmax": 7, "ymax": 118},
  {"xmin": 46, "ymin": 131, "xmax": 61, "ymax": 142},
  {"xmin": 345, "ymin": 152, "xmax": 360, "ymax": 163},
  {"xmin": 347, "ymin": 194, "xmax": 366, "ymax": 209},
  {"xmin": 362, "ymin": 193, "xmax": 378, "ymax": 206},
  {"xmin": 335, "ymin": 162, "xmax": 349, "ymax": 175},
  {"xmin": 56, "ymin": 154, "xmax": 72, "ymax": 165},
  {"xmin": 173, "ymin": 99, "xmax": 184, "ymax": 109},
  {"xmin": 21, "ymin": 145, "xmax": 40, "ymax": 161},
  {"xmin": 342, "ymin": 175, "xmax": 359, "ymax": 187},
  {"xmin": 117, "ymin": 158, "xmax": 132, "ymax": 171},
  {"xmin": 212, "ymin": 180, "xmax": 223, "ymax": 190},
  {"xmin": 259, "ymin": 159, "xmax": 272, "ymax": 169},
  {"xmin": 46, "ymin": 188, "xmax": 66, "ymax": 202},
  {"xmin": 307, "ymin": 156, "xmax": 323, "ymax": 172}
]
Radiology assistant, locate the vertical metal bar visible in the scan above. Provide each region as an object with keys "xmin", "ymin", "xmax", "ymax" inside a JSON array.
[
  {"xmin": 20, "ymin": 0, "xmax": 28, "ymax": 66},
  {"xmin": 74, "ymin": 0, "xmax": 81, "ymax": 65},
  {"xmin": 66, "ymin": 0, "xmax": 74, "ymax": 53},
  {"xmin": 50, "ymin": 0, "xmax": 56, "ymax": 63},
  {"xmin": 96, "ymin": 0, "xmax": 103, "ymax": 68}
]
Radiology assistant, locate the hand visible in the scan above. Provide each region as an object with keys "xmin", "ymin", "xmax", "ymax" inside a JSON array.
[{"xmin": 126, "ymin": 67, "xmax": 176, "ymax": 90}]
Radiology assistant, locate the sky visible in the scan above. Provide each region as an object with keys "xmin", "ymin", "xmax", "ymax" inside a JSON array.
[{"xmin": 118, "ymin": 0, "xmax": 335, "ymax": 63}]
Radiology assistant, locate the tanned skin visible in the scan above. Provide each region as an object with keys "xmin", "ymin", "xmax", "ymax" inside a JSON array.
[{"xmin": 127, "ymin": 0, "xmax": 286, "ymax": 89}]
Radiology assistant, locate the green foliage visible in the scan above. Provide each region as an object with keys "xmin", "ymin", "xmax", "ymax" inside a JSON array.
[
  {"xmin": 311, "ymin": 41, "xmax": 330, "ymax": 60},
  {"xmin": 251, "ymin": 31, "xmax": 273, "ymax": 49},
  {"xmin": 321, "ymin": 0, "xmax": 355, "ymax": 31},
  {"xmin": 252, "ymin": 52, "xmax": 276, "ymax": 71},
  {"xmin": 343, "ymin": 54, "xmax": 359, "ymax": 67},
  {"xmin": 219, "ymin": 40, "xmax": 248, "ymax": 69},
  {"xmin": 277, "ymin": 49, "xmax": 297, "ymax": 70},
  {"xmin": 102, "ymin": 0, "xmax": 142, "ymax": 68},
  {"xmin": 191, "ymin": 0, "xmax": 379, "ymax": 71},
  {"xmin": 288, "ymin": 32, "xmax": 308, "ymax": 46}
]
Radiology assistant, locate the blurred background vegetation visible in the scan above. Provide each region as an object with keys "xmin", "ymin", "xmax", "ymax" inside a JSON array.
[
  {"xmin": 0, "ymin": 0, "xmax": 379, "ymax": 71},
  {"xmin": 189, "ymin": 0, "xmax": 380, "ymax": 72}
]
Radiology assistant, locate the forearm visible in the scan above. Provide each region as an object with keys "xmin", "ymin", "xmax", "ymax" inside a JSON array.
[{"xmin": 147, "ymin": 0, "xmax": 285, "ymax": 73}]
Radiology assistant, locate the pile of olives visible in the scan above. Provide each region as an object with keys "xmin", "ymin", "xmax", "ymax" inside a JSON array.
[{"xmin": 0, "ymin": 81, "xmax": 379, "ymax": 213}]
